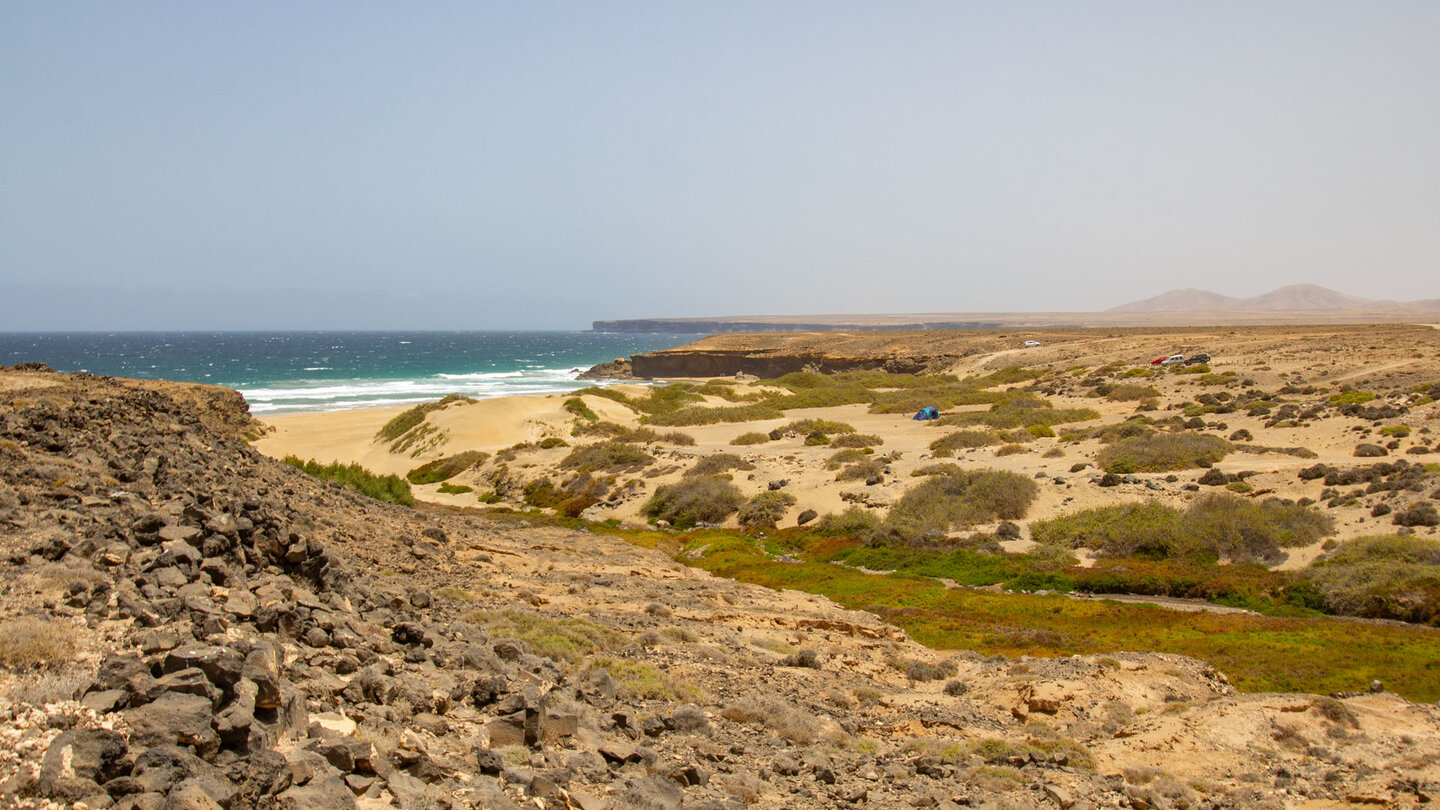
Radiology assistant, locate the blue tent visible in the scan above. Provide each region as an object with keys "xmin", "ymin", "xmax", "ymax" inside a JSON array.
[{"xmin": 912, "ymin": 406, "xmax": 940, "ymax": 421}]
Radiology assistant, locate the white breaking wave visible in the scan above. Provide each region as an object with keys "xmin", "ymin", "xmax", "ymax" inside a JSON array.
[{"xmin": 240, "ymin": 368, "xmax": 628, "ymax": 414}]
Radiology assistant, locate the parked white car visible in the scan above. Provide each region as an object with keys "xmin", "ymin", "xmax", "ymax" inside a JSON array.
[
  {"xmin": 1160, "ymin": 354, "xmax": 1186, "ymax": 366},
  {"xmin": 1024, "ymin": 340, "xmax": 1041, "ymax": 347}
]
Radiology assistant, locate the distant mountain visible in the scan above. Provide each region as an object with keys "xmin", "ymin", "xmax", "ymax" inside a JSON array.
[
  {"xmin": 1106, "ymin": 288, "xmax": 1241, "ymax": 313},
  {"xmin": 1108, "ymin": 284, "xmax": 1435, "ymax": 313}
]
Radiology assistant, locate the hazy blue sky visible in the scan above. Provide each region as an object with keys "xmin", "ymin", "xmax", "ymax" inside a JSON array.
[{"xmin": 2, "ymin": 2, "xmax": 1437, "ymax": 330}]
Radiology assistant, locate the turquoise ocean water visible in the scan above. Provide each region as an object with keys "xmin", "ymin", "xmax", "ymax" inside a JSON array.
[{"xmin": 0, "ymin": 332, "xmax": 703, "ymax": 414}]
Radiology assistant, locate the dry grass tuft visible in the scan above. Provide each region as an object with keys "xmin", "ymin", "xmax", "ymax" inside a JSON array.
[{"xmin": 0, "ymin": 618, "xmax": 78, "ymax": 670}]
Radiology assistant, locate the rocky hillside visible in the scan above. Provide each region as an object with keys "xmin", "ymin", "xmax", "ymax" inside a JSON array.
[{"xmin": 1, "ymin": 367, "xmax": 1439, "ymax": 809}]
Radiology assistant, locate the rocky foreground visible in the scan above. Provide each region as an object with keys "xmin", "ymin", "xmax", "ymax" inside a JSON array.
[{"xmin": 1, "ymin": 367, "xmax": 1438, "ymax": 809}]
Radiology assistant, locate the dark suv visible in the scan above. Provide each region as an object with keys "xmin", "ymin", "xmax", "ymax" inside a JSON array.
[{"xmin": 1185, "ymin": 353, "xmax": 1210, "ymax": 365}]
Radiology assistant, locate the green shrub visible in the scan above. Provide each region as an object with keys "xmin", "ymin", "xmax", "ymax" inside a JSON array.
[
  {"xmin": 781, "ymin": 418, "xmax": 856, "ymax": 436},
  {"xmin": 817, "ymin": 506, "xmax": 882, "ymax": 536},
  {"xmin": 1097, "ymin": 433, "xmax": 1231, "ymax": 473},
  {"xmin": 730, "ymin": 431, "xmax": 771, "ymax": 446},
  {"xmin": 461, "ymin": 609, "xmax": 625, "ymax": 663},
  {"xmin": 643, "ymin": 403, "xmax": 785, "ymax": 426},
  {"xmin": 1107, "ymin": 384, "xmax": 1161, "ymax": 401},
  {"xmin": 826, "ymin": 448, "xmax": 873, "ymax": 469},
  {"xmin": 642, "ymin": 476, "xmax": 745, "ymax": 529},
  {"xmin": 573, "ymin": 421, "xmax": 693, "ymax": 446},
  {"xmin": 878, "ymin": 469, "xmax": 1038, "ymax": 544},
  {"xmin": 564, "ymin": 397, "xmax": 600, "ymax": 422},
  {"xmin": 1303, "ymin": 535, "xmax": 1440, "ymax": 624},
  {"xmin": 284, "ymin": 456, "xmax": 415, "ymax": 506},
  {"xmin": 995, "ymin": 443, "xmax": 1027, "ymax": 456},
  {"xmin": 1032, "ymin": 494, "xmax": 1334, "ymax": 564},
  {"xmin": 1330, "ymin": 390, "xmax": 1377, "ymax": 406},
  {"xmin": 936, "ymin": 401, "xmax": 1100, "ymax": 430},
  {"xmin": 538, "ymin": 436, "xmax": 569, "ymax": 449},
  {"xmin": 376, "ymin": 394, "xmax": 475, "ymax": 446},
  {"xmin": 559, "ymin": 441, "xmax": 653, "ymax": 473},
  {"xmin": 836, "ymin": 458, "xmax": 887, "ymax": 481},
  {"xmin": 687, "ymin": 453, "xmax": 756, "ymax": 477},
  {"xmin": 406, "ymin": 450, "xmax": 489, "ymax": 484},
  {"xmin": 1026, "ymin": 425, "xmax": 1056, "ymax": 438},
  {"xmin": 831, "ymin": 433, "xmax": 883, "ymax": 448},
  {"xmin": 930, "ymin": 431, "xmax": 1001, "ymax": 457},
  {"xmin": 738, "ymin": 491, "xmax": 798, "ymax": 531}
]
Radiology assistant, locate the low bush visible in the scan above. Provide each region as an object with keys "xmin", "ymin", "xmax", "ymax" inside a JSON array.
[
  {"xmin": 436, "ymin": 483, "xmax": 473, "ymax": 494},
  {"xmin": 930, "ymin": 430, "xmax": 1001, "ymax": 457},
  {"xmin": 738, "ymin": 491, "xmax": 797, "ymax": 531},
  {"xmin": 730, "ymin": 431, "xmax": 771, "ymax": 446},
  {"xmin": 1303, "ymin": 535, "xmax": 1440, "ymax": 624},
  {"xmin": 376, "ymin": 394, "xmax": 474, "ymax": 447},
  {"xmin": 1032, "ymin": 493, "xmax": 1334, "ymax": 564},
  {"xmin": 0, "ymin": 618, "xmax": 77, "ymax": 669},
  {"xmin": 643, "ymin": 402, "xmax": 785, "ymax": 427},
  {"xmin": 878, "ymin": 469, "xmax": 1038, "ymax": 545},
  {"xmin": 817, "ymin": 506, "xmax": 882, "ymax": 536},
  {"xmin": 642, "ymin": 476, "xmax": 745, "ymax": 528},
  {"xmin": 461, "ymin": 609, "xmax": 625, "ymax": 663},
  {"xmin": 284, "ymin": 456, "xmax": 415, "ymax": 506},
  {"xmin": 721, "ymin": 695, "xmax": 820, "ymax": 743},
  {"xmin": 836, "ymin": 458, "xmax": 887, "ymax": 481},
  {"xmin": 1097, "ymin": 433, "xmax": 1232, "ymax": 473},
  {"xmin": 559, "ymin": 441, "xmax": 653, "ymax": 473},
  {"xmin": 995, "ymin": 443, "xmax": 1027, "ymax": 456},
  {"xmin": 1330, "ymin": 390, "xmax": 1377, "ymax": 406},
  {"xmin": 563, "ymin": 397, "xmax": 599, "ymax": 422},
  {"xmin": 826, "ymin": 448, "xmax": 873, "ymax": 469},
  {"xmin": 406, "ymin": 450, "xmax": 489, "ymax": 484},
  {"xmin": 687, "ymin": 452, "xmax": 756, "ymax": 477},
  {"xmin": 585, "ymin": 658, "xmax": 700, "ymax": 701},
  {"xmin": 781, "ymin": 418, "xmax": 856, "ymax": 436},
  {"xmin": 831, "ymin": 433, "xmax": 884, "ymax": 448},
  {"xmin": 1107, "ymin": 384, "xmax": 1161, "ymax": 401}
]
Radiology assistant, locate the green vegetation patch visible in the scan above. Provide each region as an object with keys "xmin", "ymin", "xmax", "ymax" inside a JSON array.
[
  {"xmin": 730, "ymin": 431, "xmax": 771, "ymax": 446},
  {"xmin": 738, "ymin": 491, "xmax": 797, "ymax": 531},
  {"xmin": 876, "ymin": 468, "xmax": 1038, "ymax": 545},
  {"xmin": 1303, "ymin": 535, "xmax": 1440, "ymax": 624},
  {"xmin": 1330, "ymin": 390, "xmax": 1377, "ymax": 406},
  {"xmin": 1097, "ymin": 433, "xmax": 1231, "ymax": 473},
  {"xmin": 283, "ymin": 456, "xmax": 415, "ymax": 506},
  {"xmin": 376, "ymin": 393, "xmax": 475, "ymax": 450},
  {"xmin": 563, "ymin": 397, "xmax": 600, "ymax": 422},
  {"xmin": 1031, "ymin": 494, "xmax": 1334, "ymax": 564},
  {"xmin": 686, "ymin": 452, "xmax": 756, "ymax": 477},
  {"xmin": 461, "ymin": 609, "xmax": 625, "ymax": 664},
  {"xmin": 406, "ymin": 450, "xmax": 489, "ymax": 484},
  {"xmin": 663, "ymin": 527, "xmax": 1440, "ymax": 700},
  {"xmin": 930, "ymin": 431, "xmax": 1002, "ymax": 457},
  {"xmin": 643, "ymin": 475, "xmax": 745, "ymax": 529},
  {"xmin": 585, "ymin": 658, "xmax": 700, "ymax": 700},
  {"xmin": 558, "ymin": 440, "xmax": 653, "ymax": 473},
  {"xmin": 1106, "ymin": 384, "xmax": 1161, "ymax": 401}
]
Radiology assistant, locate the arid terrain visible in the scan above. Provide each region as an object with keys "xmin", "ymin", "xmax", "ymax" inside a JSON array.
[
  {"xmin": 259, "ymin": 324, "xmax": 1440, "ymax": 564},
  {"xmin": 2, "ymin": 324, "xmax": 1440, "ymax": 809}
]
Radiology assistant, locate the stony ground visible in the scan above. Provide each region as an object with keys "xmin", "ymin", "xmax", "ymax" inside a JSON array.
[{"xmin": 1, "ymin": 366, "xmax": 1439, "ymax": 809}]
